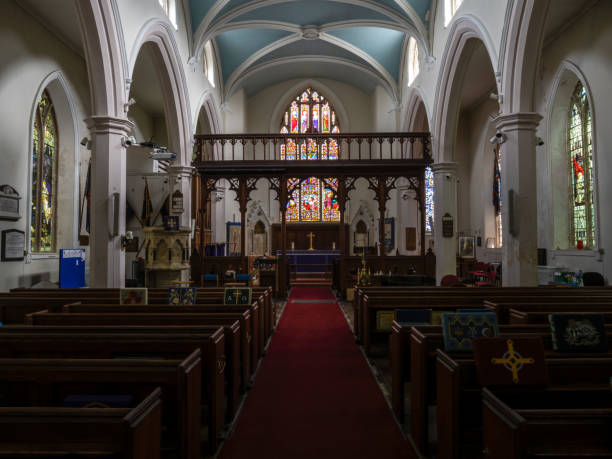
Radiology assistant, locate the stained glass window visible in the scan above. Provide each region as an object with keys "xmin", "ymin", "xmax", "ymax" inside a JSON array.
[
  {"xmin": 568, "ymin": 81, "xmax": 595, "ymax": 248},
  {"xmin": 425, "ymin": 166, "xmax": 434, "ymax": 232},
  {"xmin": 31, "ymin": 90, "xmax": 57, "ymax": 252},
  {"xmin": 279, "ymin": 88, "xmax": 341, "ymax": 222},
  {"xmin": 493, "ymin": 145, "xmax": 502, "ymax": 248}
]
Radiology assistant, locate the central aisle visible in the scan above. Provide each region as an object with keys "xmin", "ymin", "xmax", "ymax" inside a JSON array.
[{"xmin": 219, "ymin": 286, "xmax": 414, "ymax": 459}]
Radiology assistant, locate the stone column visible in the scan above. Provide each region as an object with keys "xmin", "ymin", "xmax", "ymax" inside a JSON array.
[
  {"xmin": 432, "ymin": 162, "xmax": 458, "ymax": 284},
  {"xmin": 86, "ymin": 116, "xmax": 134, "ymax": 288},
  {"xmin": 495, "ymin": 113, "xmax": 542, "ymax": 286}
]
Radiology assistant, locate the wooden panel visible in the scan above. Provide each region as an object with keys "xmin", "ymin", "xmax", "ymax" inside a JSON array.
[{"xmin": 271, "ymin": 223, "xmax": 348, "ymax": 252}]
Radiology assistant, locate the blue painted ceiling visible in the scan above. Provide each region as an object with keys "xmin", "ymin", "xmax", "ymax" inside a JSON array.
[{"xmin": 189, "ymin": 0, "xmax": 432, "ymax": 99}]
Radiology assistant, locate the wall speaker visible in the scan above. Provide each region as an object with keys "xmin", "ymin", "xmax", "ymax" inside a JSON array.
[{"xmin": 537, "ymin": 248, "xmax": 547, "ymax": 266}]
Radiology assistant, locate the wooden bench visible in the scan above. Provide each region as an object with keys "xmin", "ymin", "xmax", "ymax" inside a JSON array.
[
  {"xmin": 0, "ymin": 353, "xmax": 200, "ymax": 458},
  {"xmin": 26, "ymin": 310, "xmax": 243, "ymax": 419},
  {"xmin": 61, "ymin": 303, "xmax": 253, "ymax": 391},
  {"xmin": 407, "ymin": 325, "xmax": 612, "ymax": 455},
  {"xmin": 362, "ymin": 293, "xmax": 612, "ymax": 354},
  {"xmin": 509, "ymin": 308, "xmax": 612, "ymax": 324},
  {"xmin": 481, "ymin": 387, "xmax": 612, "ymax": 458},
  {"xmin": 0, "ymin": 329, "xmax": 225, "ymax": 453},
  {"xmin": 0, "ymin": 387, "xmax": 162, "ymax": 458},
  {"xmin": 436, "ymin": 351, "xmax": 612, "ymax": 459},
  {"xmin": 60, "ymin": 302, "xmax": 261, "ymax": 375}
]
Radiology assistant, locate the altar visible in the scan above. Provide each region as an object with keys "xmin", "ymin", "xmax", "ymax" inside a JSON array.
[{"xmin": 278, "ymin": 250, "xmax": 340, "ymax": 273}]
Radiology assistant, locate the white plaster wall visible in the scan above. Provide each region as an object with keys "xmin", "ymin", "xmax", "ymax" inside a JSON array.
[
  {"xmin": 534, "ymin": 1, "xmax": 612, "ymax": 282},
  {"xmin": 0, "ymin": 2, "xmax": 90, "ymax": 290}
]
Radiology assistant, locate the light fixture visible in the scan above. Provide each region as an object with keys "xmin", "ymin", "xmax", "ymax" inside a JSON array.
[
  {"xmin": 489, "ymin": 132, "xmax": 507, "ymax": 145},
  {"xmin": 120, "ymin": 231, "xmax": 134, "ymax": 250}
]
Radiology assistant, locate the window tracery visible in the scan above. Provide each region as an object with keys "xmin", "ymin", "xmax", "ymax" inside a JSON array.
[{"xmin": 279, "ymin": 88, "xmax": 340, "ymax": 222}]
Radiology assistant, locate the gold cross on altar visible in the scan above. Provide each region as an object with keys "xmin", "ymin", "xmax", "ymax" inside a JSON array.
[
  {"xmin": 491, "ymin": 339, "xmax": 535, "ymax": 383},
  {"xmin": 307, "ymin": 232, "xmax": 316, "ymax": 251}
]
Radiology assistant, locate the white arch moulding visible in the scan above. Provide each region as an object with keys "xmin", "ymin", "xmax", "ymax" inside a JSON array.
[
  {"xmin": 432, "ymin": 14, "xmax": 500, "ymax": 163},
  {"xmin": 27, "ymin": 71, "xmax": 81, "ymax": 251},
  {"xmin": 128, "ymin": 19, "xmax": 193, "ymax": 167}
]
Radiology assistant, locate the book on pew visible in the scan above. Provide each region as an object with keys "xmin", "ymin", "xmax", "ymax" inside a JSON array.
[
  {"xmin": 441, "ymin": 312, "xmax": 499, "ymax": 351},
  {"xmin": 224, "ymin": 287, "xmax": 252, "ymax": 305},
  {"xmin": 395, "ymin": 308, "xmax": 431, "ymax": 325},
  {"xmin": 168, "ymin": 287, "xmax": 196, "ymax": 305},
  {"xmin": 120, "ymin": 287, "xmax": 148, "ymax": 305},
  {"xmin": 548, "ymin": 313, "xmax": 609, "ymax": 352},
  {"xmin": 377, "ymin": 311, "xmax": 395, "ymax": 331},
  {"xmin": 473, "ymin": 336, "xmax": 548, "ymax": 386}
]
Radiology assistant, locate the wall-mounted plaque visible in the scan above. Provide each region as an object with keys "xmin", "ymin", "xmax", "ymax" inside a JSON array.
[
  {"xmin": 442, "ymin": 213, "xmax": 454, "ymax": 238},
  {"xmin": 1, "ymin": 229, "xmax": 25, "ymax": 261},
  {"xmin": 171, "ymin": 190, "xmax": 184, "ymax": 213},
  {"xmin": 0, "ymin": 185, "xmax": 21, "ymax": 221},
  {"xmin": 406, "ymin": 227, "xmax": 417, "ymax": 251}
]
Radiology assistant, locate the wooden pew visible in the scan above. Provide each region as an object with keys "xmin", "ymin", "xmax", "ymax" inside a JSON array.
[
  {"xmin": 485, "ymin": 299, "xmax": 612, "ymax": 323},
  {"xmin": 406, "ymin": 325, "xmax": 612, "ymax": 455},
  {"xmin": 481, "ymin": 387, "xmax": 612, "ymax": 458},
  {"xmin": 0, "ymin": 329, "xmax": 225, "ymax": 453},
  {"xmin": 61, "ymin": 304, "xmax": 252, "ymax": 389},
  {"xmin": 362, "ymin": 294, "xmax": 612, "ymax": 354},
  {"xmin": 27, "ymin": 310, "xmax": 243, "ymax": 419},
  {"xmin": 0, "ymin": 387, "xmax": 162, "ymax": 458},
  {"xmin": 4, "ymin": 287, "xmax": 275, "ymax": 340},
  {"xmin": 60, "ymin": 302, "xmax": 262, "ymax": 372},
  {"xmin": 436, "ymin": 351, "xmax": 612, "ymax": 459},
  {"xmin": 0, "ymin": 353, "xmax": 200, "ymax": 459},
  {"xmin": 510, "ymin": 308, "xmax": 612, "ymax": 324}
]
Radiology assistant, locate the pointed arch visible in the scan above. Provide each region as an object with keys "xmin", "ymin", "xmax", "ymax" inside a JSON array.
[{"xmin": 129, "ymin": 19, "xmax": 192, "ymax": 166}]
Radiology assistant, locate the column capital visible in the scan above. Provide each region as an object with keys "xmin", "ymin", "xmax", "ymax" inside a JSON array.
[
  {"xmin": 431, "ymin": 162, "xmax": 458, "ymax": 175},
  {"xmin": 86, "ymin": 116, "xmax": 134, "ymax": 135},
  {"xmin": 168, "ymin": 165, "xmax": 195, "ymax": 178},
  {"xmin": 494, "ymin": 112, "xmax": 542, "ymax": 132}
]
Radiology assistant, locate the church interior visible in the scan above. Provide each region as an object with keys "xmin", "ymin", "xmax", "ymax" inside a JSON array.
[{"xmin": 0, "ymin": 0, "xmax": 611, "ymax": 457}]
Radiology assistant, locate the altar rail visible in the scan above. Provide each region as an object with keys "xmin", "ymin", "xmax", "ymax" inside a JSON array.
[{"xmin": 194, "ymin": 132, "xmax": 431, "ymax": 162}]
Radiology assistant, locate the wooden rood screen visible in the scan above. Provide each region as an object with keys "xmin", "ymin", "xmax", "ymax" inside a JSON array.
[{"xmin": 192, "ymin": 132, "xmax": 433, "ymax": 297}]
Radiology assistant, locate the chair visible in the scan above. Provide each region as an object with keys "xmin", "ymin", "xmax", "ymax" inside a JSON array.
[
  {"xmin": 475, "ymin": 268, "xmax": 498, "ymax": 287},
  {"xmin": 583, "ymin": 271, "xmax": 605, "ymax": 286},
  {"xmin": 441, "ymin": 274, "xmax": 462, "ymax": 287}
]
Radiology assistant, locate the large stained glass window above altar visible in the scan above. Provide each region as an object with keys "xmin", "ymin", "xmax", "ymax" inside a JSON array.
[{"xmin": 280, "ymin": 88, "xmax": 340, "ymax": 223}]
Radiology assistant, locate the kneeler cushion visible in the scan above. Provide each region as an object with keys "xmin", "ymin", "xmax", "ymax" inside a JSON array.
[
  {"xmin": 473, "ymin": 336, "xmax": 548, "ymax": 386},
  {"xmin": 441, "ymin": 312, "xmax": 499, "ymax": 351},
  {"xmin": 548, "ymin": 313, "xmax": 608, "ymax": 352}
]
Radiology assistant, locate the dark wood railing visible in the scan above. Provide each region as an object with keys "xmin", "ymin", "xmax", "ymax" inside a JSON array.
[{"xmin": 194, "ymin": 132, "xmax": 431, "ymax": 162}]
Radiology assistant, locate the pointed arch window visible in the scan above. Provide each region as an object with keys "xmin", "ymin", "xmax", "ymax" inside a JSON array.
[
  {"xmin": 493, "ymin": 145, "xmax": 502, "ymax": 248},
  {"xmin": 407, "ymin": 37, "xmax": 420, "ymax": 86},
  {"xmin": 31, "ymin": 90, "xmax": 58, "ymax": 252},
  {"xmin": 280, "ymin": 88, "xmax": 340, "ymax": 222},
  {"xmin": 444, "ymin": 0, "xmax": 463, "ymax": 26},
  {"xmin": 567, "ymin": 81, "xmax": 595, "ymax": 248},
  {"xmin": 424, "ymin": 166, "xmax": 434, "ymax": 232}
]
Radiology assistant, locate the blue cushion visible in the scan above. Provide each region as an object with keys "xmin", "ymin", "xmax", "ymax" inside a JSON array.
[
  {"xmin": 236, "ymin": 274, "xmax": 250, "ymax": 282},
  {"xmin": 395, "ymin": 308, "xmax": 431, "ymax": 324},
  {"xmin": 203, "ymin": 274, "xmax": 218, "ymax": 281}
]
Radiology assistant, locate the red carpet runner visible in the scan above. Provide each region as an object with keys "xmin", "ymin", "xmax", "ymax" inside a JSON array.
[{"xmin": 219, "ymin": 286, "xmax": 414, "ymax": 459}]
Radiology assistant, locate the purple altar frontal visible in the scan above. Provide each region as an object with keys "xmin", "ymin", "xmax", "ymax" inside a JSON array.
[{"xmin": 278, "ymin": 250, "xmax": 340, "ymax": 273}]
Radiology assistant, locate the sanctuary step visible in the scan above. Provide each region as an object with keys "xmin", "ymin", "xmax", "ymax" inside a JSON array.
[{"xmin": 290, "ymin": 271, "xmax": 332, "ymax": 287}]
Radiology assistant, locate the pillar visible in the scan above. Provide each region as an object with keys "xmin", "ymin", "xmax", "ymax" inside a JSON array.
[
  {"xmin": 495, "ymin": 113, "xmax": 542, "ymax": 286},
  {"xmin": 432, "ymin": 162, "xmax": 458, "ymax": 284},
  {"xmin": 86, "ymin": 116, "xmax": 134, "ymax": 288}
]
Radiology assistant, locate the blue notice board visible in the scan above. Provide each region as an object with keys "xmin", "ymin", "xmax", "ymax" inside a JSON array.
[{"xmin": 59, "ymin": 249, "xmax": 86, "ymax": 288}]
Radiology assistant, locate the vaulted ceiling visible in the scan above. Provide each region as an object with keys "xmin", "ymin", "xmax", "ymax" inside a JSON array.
[{"xmin": 189, "ymin": 0, "xmax": 432, "ymax": 100}]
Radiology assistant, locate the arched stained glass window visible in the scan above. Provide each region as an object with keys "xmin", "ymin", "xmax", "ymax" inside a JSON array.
[
  {"xmin": 31, "ymin": 90, "xmax": 57, "ymax": 252},
  {"xmin": 424, "ymin": 166, "xmax": 434, "ymax": 232},
  {"xmin": 280, "ymin": 88, "xmax": 341, "ymax": 222},
  {"xmin": 493, "ymin": 145, "xmax": 502, "ymax": 248},
  {"xmin": 567, "ymin": 81, "xmax": 595, "ymax": 248}
]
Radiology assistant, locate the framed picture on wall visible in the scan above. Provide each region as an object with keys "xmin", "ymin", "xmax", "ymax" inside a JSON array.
[
  {"xmin": 384, "ymin": 218, "xmax": 394, "ymax": 252},
  {"xmin": 458, "ymin": 236, "xmax": 475, "ymax": 258},
  {"xmin": 226, "ymin": 222, "xmax": 241, "ymax": 256}
]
